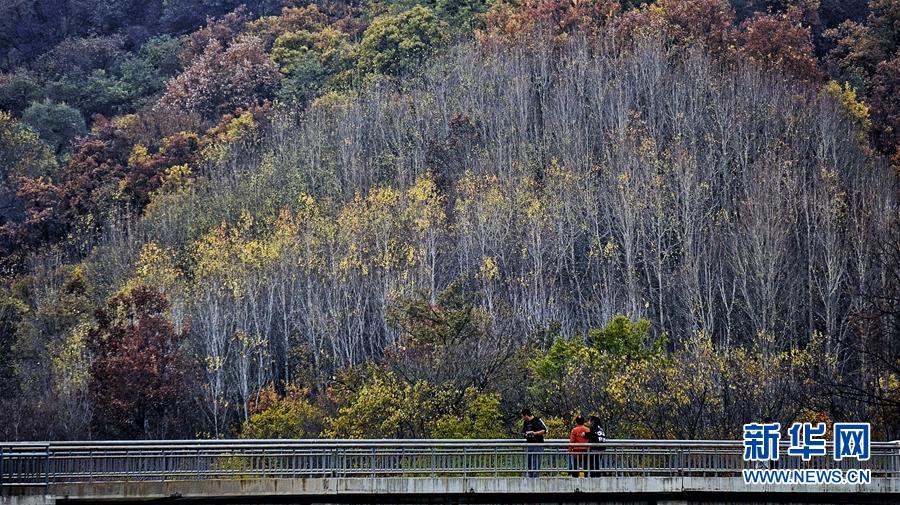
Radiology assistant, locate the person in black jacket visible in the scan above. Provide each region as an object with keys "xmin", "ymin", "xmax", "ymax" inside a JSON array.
[
  {"xmin": 585, "ymin": 415, "xmax": 606, "ymax": 477},
  {"xmin": 521, "ymin": 408, "xmax": 547, "ymax": 478}
]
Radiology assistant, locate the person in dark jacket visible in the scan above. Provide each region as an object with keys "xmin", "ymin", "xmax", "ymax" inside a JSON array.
[
  {"xmin": 585, "ymin": 415, "xmax": 606, "ymax": 477},
  {"xmin": 521, "ymin": 408, "xmax": 547, "ymax": 478}
]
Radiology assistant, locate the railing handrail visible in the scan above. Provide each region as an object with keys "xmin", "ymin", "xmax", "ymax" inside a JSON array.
[{"xmin": 3, "ymin": 438, "xmax": 897, "ymax": 489}]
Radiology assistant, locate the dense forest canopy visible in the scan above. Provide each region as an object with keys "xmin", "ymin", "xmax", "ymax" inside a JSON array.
[{"xmin": 0, "ymin": 0, "xmax": 897, "ymax": 441}]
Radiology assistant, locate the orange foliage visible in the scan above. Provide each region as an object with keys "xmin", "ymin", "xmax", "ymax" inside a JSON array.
[
  {"xmin": 248, "ymin": 383, "xmax": 312, "ymax": 416},
  {"xmin": 613, "ymin": 0, "xmax": 736, "ymax": 53},
  {"xmin": 180, "ymin": 7, "xmax": 249, "ymax": 66},
  {"xmin": 738, "ymin": 8, "xmax": 823, "ymax": 82},
  {"xmin": 246, "ymin": 5, "xmax": 330, "ymax": 47},
  {"xmin": 480, "ymin": 0, "xmax": 620, "ymax": 44}
]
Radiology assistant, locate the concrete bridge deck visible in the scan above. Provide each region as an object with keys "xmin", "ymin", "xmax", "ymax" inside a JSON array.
[{"xmin": 2, "ymin": 439, "xmax": 898, "ymax": 503}]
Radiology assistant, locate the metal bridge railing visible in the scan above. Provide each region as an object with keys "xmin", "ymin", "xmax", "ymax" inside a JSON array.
[{"xmin": 2, "ymin": 439, "xmax": 898, "ymax": 488}]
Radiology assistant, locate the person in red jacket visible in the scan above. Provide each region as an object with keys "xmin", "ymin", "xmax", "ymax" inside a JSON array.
[{"xmin": 568, "ymin": 415, "xmax": 590, "ymax": 477}]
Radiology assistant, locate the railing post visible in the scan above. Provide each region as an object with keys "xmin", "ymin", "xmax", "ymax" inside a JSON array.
[
  {"xmin": 431, "ymin": 447, "xmax": 436, "ymax": 478},
  {"xmin": 370, "ymin": 447, "xmax": 375, "ymax": 479},
  {"xmin": 334, "ymin": 447, "xmax": 341, "ymax": 478},
  {"xmin": 329, "ymin": 447, "xmax": 335, "ymax": 478},
  {"xmin": 161, "ymin": 449, "xmax": 166, "ymax": 482},
  {"xmin": 44, "ymin": 447, "xmax": 50, "ymax": 493},
  {"xmin": 889, "ymin": 445, "xmax": 896, "ymax": 478},
  {"xmin": 463, "ymin": 446, "xmax": 468, "ymax": 478},
  {"xmin": 1, "ymin": 446, "xmax": 4, "ymax": 488},
  {"xmin": 613, "ymin": 446, "xmax": 618, "ymax": 478},
  {"xmin": 494, "ymin": 446, "xmax": 498, "ymax": 478}
]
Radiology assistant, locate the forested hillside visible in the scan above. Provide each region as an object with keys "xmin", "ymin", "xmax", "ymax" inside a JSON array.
[{"xmin": 0, "ymin": 0, "xmax": 897, "ymax": 441}]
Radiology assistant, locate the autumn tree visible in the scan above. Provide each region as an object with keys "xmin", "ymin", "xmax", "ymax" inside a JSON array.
[
  {"xmin": 240, "ymin": 385, "xmax": 324, "ymax": 438},
  {"xmin": 528, "ymin": 314, "xmax": 667, "ymax": 434},
  {"xmin": 614, "ymin": 0, "xmax": 736, "ymax": 53},
  {"xmin": 88, "ymin": 284, "xmax": 194, "ymax": 439},
  {"xmin": 179, "ymin": 7, "xmax": 249, "ymax": 65},
  {"xmin": 9, "ymin": 113, "xmax": 201, "ymax": 257},
  {"xmin": 272, "ymin": 27, "xmax": 354, "ymax": 102},
  {"xmin": 357, "ymin": 6, "xmax": 447, "ymax": 77},
  {"xmin": 326, "ymin": 367, "xmax": 505, "ymax": 438},
  {"xmin": 246, "ymin": 4, "xmax": 329, "ymax": 47},
  {"xmin": 10, "ymin": 116, "xmax": 133, "ymax": 250},
  {"xmin": 827, "ymin": 0, "xmax": 900, "ymax": 84},
  {"xmin": 157, "ymin": 34, "xmax": 281, "ymax": 120},
  {"xmin": 738, "ymin": 8, "xmax": 823, "ymax": 81},
  {"xmin": 481, "ymin": 0, "xmax": 619, "ymax": 43},
  {"xmin": 663, "ymin": 0, "xmax": 738, "ymax": 48},
  {"xmin": 0, "ymin": 111, "xmax": 57, "ymax": 184}
]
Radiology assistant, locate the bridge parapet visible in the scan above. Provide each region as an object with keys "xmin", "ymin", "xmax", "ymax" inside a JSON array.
[{"xmin": 2, "ymin": 439, "xmax": 898, "ymax": 502}]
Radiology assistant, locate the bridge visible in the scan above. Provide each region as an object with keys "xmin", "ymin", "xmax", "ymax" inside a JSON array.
[{"xmin": 2, "ymin": 439, "xmax": 898, "ymax": 504}]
